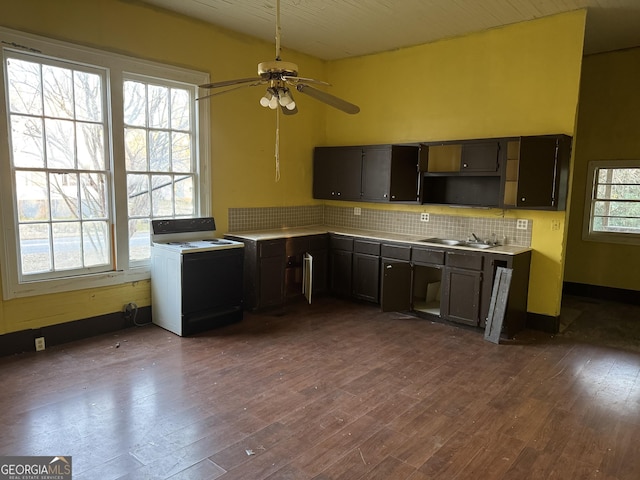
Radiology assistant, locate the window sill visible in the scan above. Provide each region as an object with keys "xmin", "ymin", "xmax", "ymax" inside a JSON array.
[{"xmin": 2, "ymin": 268, "xmax": 150, "ymax": 300}]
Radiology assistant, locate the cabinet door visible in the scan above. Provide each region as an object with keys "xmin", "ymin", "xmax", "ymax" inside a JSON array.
[
  {"xmin": 461, "ymin": 141, "xmax": 500, "ymax": 172},
  {"xmin": 361, "ymin": 146, "xmax": 391, "ymax": 201},
  {"xmin": 381, "ymin": 260, "xmax": 411, "ymax": 312},
  {"xmin": 313, "ymin": 146, "xmax": 362, "ymax": 200},
  {"xmin": 309, "ymin": 248, "xmax": 328, "ymax": 295},
  {"xmin": 515, "ymin": 136, "xmax": 571, "ymax": 209},
  {"xmin": 352, "ymin": 253, "xmax": 380, "ymax": 302},
  {"xmin": 259, "ymin": 255, "xmax": 285, "ymax": 307},
  {"xmin": 330, "ymin": 249, "xmax": 353, "ymax": 297},
  {"xmin": 389, "ymin": 145, "xmax": 421, "ymax": 202},
  {"xmin": 441, "ymin": 267, "xmax": 482, "ymax": 326}
]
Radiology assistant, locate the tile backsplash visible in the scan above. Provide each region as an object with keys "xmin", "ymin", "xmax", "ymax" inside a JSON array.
[{"xmin": 228, "ymin": 205, "xmax": 532, "ymax": 247}]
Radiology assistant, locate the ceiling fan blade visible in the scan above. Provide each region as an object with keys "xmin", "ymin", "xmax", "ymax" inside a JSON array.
[
  {"xmin": 295, "ymin": 84, "xmax": 360, "ymax": 114},
  {"xmin": 199, "ymin": 77, "xmax": 263, "ymax": 89},
  {"xmin": 196, "ymin": 82, "xmax": 263, "ymax": 101},
  {"xmin": 283, "ymin": 75, "xmax": 330, "ymax": 87}
]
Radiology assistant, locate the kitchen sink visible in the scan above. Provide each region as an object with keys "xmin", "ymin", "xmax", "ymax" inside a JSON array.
[
  {"xmin": 419, "ymin": 238, "xmax": 495, "ymax": 249},
  {"xmin": 463, "ymin": 242, "xmax": 493, "ymax": 249},
  {"xmin": 419, "ymin": 237, "xmax": 464, "ymax": 246}
]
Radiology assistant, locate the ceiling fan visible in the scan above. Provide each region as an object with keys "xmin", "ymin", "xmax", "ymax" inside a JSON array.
[{"xmin": 197, "ymin": 0, "xmax": 360, "ymax": 116}]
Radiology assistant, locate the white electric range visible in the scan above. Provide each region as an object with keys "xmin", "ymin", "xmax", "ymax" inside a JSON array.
[{"xmin": 150, "ymin": 218, "xmax": 245, "ymax": 336}]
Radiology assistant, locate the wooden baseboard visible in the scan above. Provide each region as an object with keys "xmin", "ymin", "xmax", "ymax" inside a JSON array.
[
  {"xmin": 526, "ymin": 312, "xmax": 560, "ymax": 334},
  {"xmin": 0, "ymin": 306, "xmax": 151, "ymax": 357},
  {"xmin": 563, "ymin": 282, "xmax": 640, "ymax": 305}
]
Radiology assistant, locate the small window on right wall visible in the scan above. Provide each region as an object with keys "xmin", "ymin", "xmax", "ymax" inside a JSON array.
[{"xmin": 583, "ymin": 160, "xmax": 640, "ymax": 245}]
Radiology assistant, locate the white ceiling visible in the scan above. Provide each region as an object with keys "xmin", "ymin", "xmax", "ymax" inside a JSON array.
[{"xmin": 140, "ymin": 0, "xmax": 640, "ymax": 60}]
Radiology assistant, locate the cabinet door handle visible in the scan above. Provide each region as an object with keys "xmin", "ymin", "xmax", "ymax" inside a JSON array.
[
  {"xmin": 386, "ymin": 264, "xmax": 392, "ymax": 269},
  {"xmin": 463, "ymin": 163, "xmax": 468, "ymax": 168}
]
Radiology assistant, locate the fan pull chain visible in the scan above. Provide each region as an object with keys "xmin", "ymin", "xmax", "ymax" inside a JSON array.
[{"xmin": 275, "ymin": 107, "xmax": 281, "ymax": 182}]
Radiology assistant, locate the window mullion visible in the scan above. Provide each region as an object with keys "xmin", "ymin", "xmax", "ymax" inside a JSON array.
[{"xmin": 109, "ymin": 68, "xmax": 130, "ymax": 272}]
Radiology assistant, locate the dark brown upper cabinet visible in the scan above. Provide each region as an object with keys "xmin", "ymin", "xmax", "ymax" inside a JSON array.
[
  {"xmin": 314, "ymin": 134, "xmax": 571, "ymax": 210},
  {"xmin": 313, "ymin": 145, "xmax": 420, "ymax": 203},
  {"xmin": 503, "ymin": 135, "xmax": 572, "ymax": 210},
  {"xmin": 313, "ymin": 146, "xmax": 362, "ymax": 201}
]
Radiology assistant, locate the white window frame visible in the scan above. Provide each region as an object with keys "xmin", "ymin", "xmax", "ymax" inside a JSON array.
[
  {"xmin": 583, "ymin": 159, "xmax": 640, "ymax": 246},
  {"xmin": 0, "ymin": 27, "xmax": 210, "ymax": 299}
]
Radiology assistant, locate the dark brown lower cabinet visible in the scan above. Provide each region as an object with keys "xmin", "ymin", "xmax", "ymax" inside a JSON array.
[
  {"xmin": 352, "ymin": 239, "xmax": 381, "ymax": 302},
  {"xmin": 226, "ymin": 234, "xmax": 328, "ymax": 310},
  {"xmin": 381, "ymin": 260, "xmax": 412, "ymax": 312},
  {"xmin": 352, "ymin": 253, "xmax": 380, "ymax": 302},
  {"xmin": 441, "ymin": 266, "xmax": 482, "ymax": 326},
  {"xmin": 440, "ymin": 251, "xmax": 484, "ymax": 326}
]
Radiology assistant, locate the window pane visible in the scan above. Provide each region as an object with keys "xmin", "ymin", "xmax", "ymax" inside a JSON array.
[
  {"xmin": 129, "ymin": 219, "xmax": 150, "ymax": 262},
  {"xmin": 77, "ymin": 122, "xmax": 105, "ymax": 170},
  {"xmin": 171, "ymin": 88, "xmax": 190, "ymax": 130},
  {"xmin": 7, "ymin": 58, "xmax": 42, "ymax": 115},
  {"xmin": 11, "ymin": 115, "xmax": 44, "ymax": 168},
  {"xmin": 19, "ymin": 223, "xmax": 51, "ymax": 274},
  {"xmin": 175, "ymin": 176, "xmax": 193, "ymax": 215},
  {"xmin": 83, "ymin": 221, "xmax": 110, "ymax": 267},
  {"xmin": 49, "ymin": 173, "xmax": 79, "ymax": 220},
  {"xmin": 172, "ymin": 132, "xmax": 191, "ymax": 172},
  {"xmin": 152, "ymin": 175, "xmax": 173, "ymax": 216},
  {"xmin": 80, "ymin": 173, "xmax": 108, "ymax": 219},
  {"xmin": 74, "ymin": 71, "xmax": 102, "ymax": 122},
  {"xmin": 149, "ymin": 131, "xmax": 170, "ymax": 171},
  {"xmin": 43, "ymin": 65, "xmax": 74, "ymax": 119},
  {"xmin": 148, "ymin": 85, "xmax": 169, "ymax": 128},
  {"xmin": 125, "ymin": 128, "xmax": 148, "ymax": 171},
  {"xmin": 596, "ymin": 184, "xmax": 640, "ymax": 200},
  {"xmin": 52, "ymin": 222, "xmax": 82, "ymax": 270},
  {"xmin": 127, "ymin": 174, "xmax": 150, "ymax": 217},
  {"xmin": 16, "ymin": 171, "xmax": 49, "ymax": 222},
  {"xmin": 45, "ymin": 118, "xmax": 75, "ymax": 169},
  {"xmin": 610, "ymin": 168, "xmax": 640, "ymax": 183},
  {"xmin": 124, "ymin": 81, "xmax": 146, "ymax": 126}
]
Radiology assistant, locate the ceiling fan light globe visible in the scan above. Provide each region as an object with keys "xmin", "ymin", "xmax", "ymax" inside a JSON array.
[
  {"xmin": 269, "ymin": 96, "xmax": 279, "ymax": 109},
  {"xmin": 286, "ymin": 101, "xmax": 296, "ymax": 110},
  {"xmin": 259, "ymin": 96, "xmax": 270, "ymax": 107}
]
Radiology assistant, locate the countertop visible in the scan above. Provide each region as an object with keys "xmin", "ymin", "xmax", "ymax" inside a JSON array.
[{"xmin": 226, "ymin": 226, "xmax": 532, "ymax": 256}]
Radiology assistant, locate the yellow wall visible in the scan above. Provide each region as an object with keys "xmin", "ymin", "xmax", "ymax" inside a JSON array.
[
  {"xmin": 0, "ymin": 0, "xmax": 325, "ymax": 334},
  {"xmin": 565, "ymin": 47, "xmax": 640, "ymax": 290},
  {"xmin": 0, "ymin": 1, "xmax": 587, "ymax": 335},
  {"xmin": 323, "ymin": 11, "xmax": 586, "ymax": 316}
]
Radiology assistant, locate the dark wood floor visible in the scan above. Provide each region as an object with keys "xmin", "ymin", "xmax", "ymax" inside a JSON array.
[{"xmin": 2, "ymin": 296, "xmax": 640, "ymax": 479}]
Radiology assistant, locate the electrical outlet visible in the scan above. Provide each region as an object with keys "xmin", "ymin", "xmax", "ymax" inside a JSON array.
[
  {"xmin": 551, "ymin": 219, "xmax": 561, "ymax": 231},
  {"xmin": 516, "ymin": 219, "xmax": 528, "ymax": 230},
  {"xmin": 35, "ymin": 337, "xmax": 45, "ymax": 352},
  {"xmin": 354, "ymin": 207, "xmax": 361, "ymax": 216},
  {"xmin": 420, "ymin": 213, "xmax": 430, "ymax": 222}
]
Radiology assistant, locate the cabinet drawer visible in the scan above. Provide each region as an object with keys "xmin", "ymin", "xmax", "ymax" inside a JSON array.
[
  {"xmin": 381, "ymin": 243, "xmax": 411, "ymax": 261},
  {"xmin": 446, "ymin": 251, "xmax": 483, "ymax": 270},
  {"xmin": 259, "ymin": 239, "xmax": 285, "ymax": 258},
  {"xmin": 411, "ymin": 247, "xmax": 445, "ymax": 265},
  {"xmin": 354, "ymin": 239, "xmax": 380, "ymax": 255},
  {"xmin": 330, "ymin": 235, "xmax": 353, "ymax": 251}
]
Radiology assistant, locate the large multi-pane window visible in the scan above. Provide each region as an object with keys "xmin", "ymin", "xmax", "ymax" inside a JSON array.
[
  {"xmin": 123, "ymin": 77, "xmax": 197, "ymax": 263},
  {"xmin": 7, "ymin": 55, "xmax": 111, "ymax": 280},
  {"xmin": 0, "ymin": 27, "xmax": 209, "ymax": 299},
  {"xmin": 583, "ymin": 160, "xmax": 640, "ymax": 245}
]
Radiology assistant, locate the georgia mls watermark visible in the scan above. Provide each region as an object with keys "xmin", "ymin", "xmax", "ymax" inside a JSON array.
[{"xmin": 0, "ymin": 456, "xmax": 72, "ymax": 480}]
